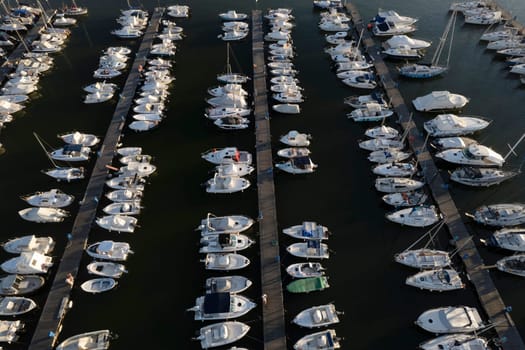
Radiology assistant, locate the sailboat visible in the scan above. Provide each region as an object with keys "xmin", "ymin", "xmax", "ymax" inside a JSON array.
[
  {"xmin": 398, "ymin": 10, "xmax": 457, "ymax": 78},
  {"xmin": 217, "ymin": 43, "xmax": 250, "ymax": 84},
  {"xmin": 62, "ymin": 0, "xmax": 88, "ymax": 16},
  {"xmin": 34, "ymin": 132, "xmax": 85, "ymax": 182}
]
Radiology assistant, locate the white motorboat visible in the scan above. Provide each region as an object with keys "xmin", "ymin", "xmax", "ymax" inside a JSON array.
[
  {"xmin": 105, "ymin": 188, "xmax": 143, "ymax": 202},
  {"xmin": 111, "ymin": 26, "xmax": 143, "ymax": 38},
  {"xmin": 214, "ymin": 163, "xmax": 255, "ymax": 177},
  {"xmin": 50, "ymin": 144, "xmax": 91, "ymax": 162},
  {"xmin": 419, "ymin": 334, "xmax": 490, "ymax": 350},
  {"xmin": 334, "ymin": 60, "xmax": 374, "ymax": 72},
  {"xmin": 272, "ymin": 103, "xmax": 301, "ymax": 114},
  {"xmin": 208, "ymin": 83, "xmax": 247, "ymax": 97},
  {"xmin": 365, "ymin": 125, "xmax": 400, "ymax": 139},
  {"xmin": 277, "ymin": 147, "xmax": 311, "ymax": 158},
  {"xmin": 0, "ymin": 319, "xmax": 24, "ymax": 344},
  {"xmin": 205, "ymin": 106, "xmax": 252, "ymax": 119},
  {"xmin": 406, "ymin": 269, "xmax": 465, "ymax": 292},
  {"xmin": 166, "ymin": 4, "xmax": 190, "ymax": 18},
  {"xmin": 372, "ymin": 162, "xmax": 418, "ymax": 177},
  {"xmin": 219, "ymin": 10, "xmax": 248, "ymax": 21},
  {"xmin": 93, "ymin": 68, "xmax": 122, "ymax": 79},
  {"xmin": 382, "ymin": 45, "xmax": 423, "ymax": 60},
  {"xmin": 213, "ymin": 115, "xmax": 250, "ymax": 130},
  {"xmin": 398, "ymin": 63, "xmax": 448, "ymax": 79},
  {"xmin": 119, "ymin": 154, "xmax": 153, "ymax": 165},
  {"xmin": 368, "ymin": 149, "xmax": 412, "ymax": 164},
  {"xmin": 429, "ymin": 136, "xmax": 478, "ymax": 151},
  {"xmin": 0, "ymin": 296, "xmax": 37, "ymax": 316},
  {"xmin": 470, "ymin": 203, "xmax": 525, "ymax": 227},
  {"xmin": 383, "ymin": 34, "xmax": 431, "ymax": 49},
  {"xmin": 80, "ymin": 278, "xmax": 117, "ymax": 294},
  {"xmin": 395, "ymin": 248, "xmax": 452, "ymax": 269},
  {"xmin": 42, "ymin": 166, "xmax": 85, "ymax": 182},
  {"xmin": 359, "ymin": 138, "xmax": 405, "ymax": 152},
  {"xmin": 1, "ymin": 251, "xmax": 53, "ymax": 274},
  {"xmin": 63, "ymin": 4, "xmax": 88, "ymax": 16},
  {"xmin": 286, "ymin": 262, "xmax": 326, "ymax": 278},
  {"xmin": 293, "ymin": 329, "xmax": 341, "ymax": 350},
  {"xmin": 280, "ymin": 130, "xmax": 311, "ymax": 147},
  {"xmin": 2, "ymin": 235, "xmax": 55, "ymax": 255},
  {"xmin": 283, "ymin": 221, "xmax": 330, "ymax": 240},
  {"xmin": 341, "ymin": 71, "xmax": 377, "ymax": 89},
  {"xmin": 18, "ymin": 207, "xmax": 69, "ymax": 223},
  {"xmin": 412, "ymin": 91, "xmax": 469, "ymax": 112},
  {"xmin": 86, "ymin": 240, "xmax": 133, "ymax": 261},
  {"xmin": 105, "ymin": 175, "xmax": 146, "ymax": 191},
  {"xmin": 386, "ymin": 205, "xmax": 441, "ymax": 227},
  {"xmin": 0, "ymin": 94, "xmax": 29, "ymax": 104},
  {"xmin": 132, "ymin": 113, "xmax": 162, "ymax": 122},
  {"xmin": 96, "ymin": 214, "xmax": 138, "ymax": 233},
  {"xmin": 53, "ymin": 13, "xmax": 77, "ymax": 26},
  {"xmin": 465, "ymin": 10, "xmax": 502, "ymax": 25},
  {"xmin": 205, "ymin": 175, "xmax": 251, "ymax": 194},
  {"xmin": 376, "ymin": 9, "xmax": 418, "ymax": 25},
  {"xmin": 83, "ymin": 81, "xmax": 118, "ymax": 94},
  {"xmin": 196, "ymin": 213, "xmax": 254, "ymax": 235},
  {"xmin": 382, "ymin": 191, "xmax": 428, "ymax": 207},
  {"xmin": 202, "ymin": 147, "xmax": 252, "ymax": 165},
  {"xmin": 292, "ymin": 304, "xmax": 341, "ymax": 329},
  {"xmin": 188, "ymin": 292, "xmax": 257, "ymax": 321},
  {"xmin": 133, "ymin": 102, "xmax": 164, "ymax": 115},
  {"xmin": 195, "ymin": 321, "xmax": 250, "ymax": 349},
  {"xmin": 435, "ymin": 143, "xmax": 505, "ymax": 167},
  {"xmin": 450, "ymin": 167, "xmax": 519, "ymax": 187},
  {"xmin": 375, "ymin": 177, "xmax": 425, "ymax": 193},
  {"xmin": 218, "ymin": 30, "xmax": 248, "ymax": 41},
  {"xmin": 275, "ymin": 156, "xmax": 317, "ymax": 174},
  {"xmin": 116, "ymin": 146, "xmax": 142, "ymax": 157},
  {"xmin": 344, "ymin": 92, "xmax": 388, "ymax": 109},
  {"xmin": 129, "ymin": 119, "xmax": 160, "ymax": 132},
  {"xmin": 286, "ymin": 241, "xmax": 329, "ymax": 259},
  {"xmin": 264, "ymin": 30, "xmax": 291, "ymax": 42},
  {"xmin": 20, "ymin": 188, "xmax": 74, "ymax": 208},
  {"xmin": 347, "ymin": 102, "xmax": 394, "ymax": 122},
  {"xmin": 0, "ymin": 274, "xmax": 45, "ymax": 295},
  {"xmin": 84, "ymin": 91, "xmax": 114, "ymax": 104},
  {"xmin": 55, "ymin": 330, "xmax": 114, "ymax": 350},
  {"xmin": 58, "ymin": 131, "xmax": 101, "ymax": 147},
  {"xmin": 222, "ymin": 21, "xmax": 249, "ymax": 32},
  {"xmin": 199, "ymin": 233, "xmax": 255, "ymax": 253},
  {"xmin": 423, "ymin": 113, "xmax": 491, "ymax": 137},
  {"xmin": 482, "ymin": 227, "xmax": 525, "ymax": 252},
  {"xmin": 118, "ymin": 161, "xmax": 157, "ymax": 178},
  {"xmin": 102, "ymin": 201, "xmax": 142, "ymax": 216},
  {"xmin": 496, "ymin": 254, "xmax": 525, "ymax": 277},
  {"xmin": 273, "ymin": 91, "xmax": 304, "ymax": 103},
  {"xmin": 202, "ymin": 253, "xmax": 250, "ymax": 271},
  {"xmin": 319, "ymin": 19, "xmax": 350, "ymax": 32},
  {"xmin": 86, "ymin": 261, "xmax": 127, "ymax": 279},
  {"xmin": 415, "ymin": 306, "xmax": 484, "ymax": 334},
  {"xmin": 205, "ymin": 275, "xmax": 252, "ymax": 294}
]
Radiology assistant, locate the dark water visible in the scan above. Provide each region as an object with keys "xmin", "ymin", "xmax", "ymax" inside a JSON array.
[{"xmin": 1, "ymin": 0, "xmax": 525, "ymax": 349}]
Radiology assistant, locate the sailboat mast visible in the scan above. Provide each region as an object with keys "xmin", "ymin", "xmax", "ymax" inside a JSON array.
[{"xmin": 33, "ymin": 132, "xmax": 58, "ymax": 167}]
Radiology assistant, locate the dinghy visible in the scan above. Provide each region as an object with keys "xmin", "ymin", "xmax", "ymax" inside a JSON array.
[{"xmin": 0, "ymin": 296, "xmax": 37, "ymax": 316}]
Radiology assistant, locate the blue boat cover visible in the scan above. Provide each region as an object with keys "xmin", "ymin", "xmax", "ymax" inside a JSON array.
[
  {"xmin": 327, "ymin": 332, "xmax": 334, "ymax": 347},
  {"xmin": 203, "ymin": 292, "xmax": 230, "ymax": 314}
]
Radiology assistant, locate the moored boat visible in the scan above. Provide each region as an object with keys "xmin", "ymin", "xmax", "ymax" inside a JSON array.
[
  {"xmin": 80, "ymin": 278, "xmax": 117, "ymax": 294},
  {"xmin": 292, "ymin": 303, "xmax": 342, "ymax": 328},
  {"xmin": 55, "ymin": 329, "xmax": 114, "ymax": 350},
  {"xmin": 293, "ymin": 329, "xmax": 341, "ymax": 350},
  {"xmin": 412, "ymin": 91, "xmax": 469, "ymax": 112},
  {"xmin": 375, "ymin": 177, "xmax": 425, "ymax": 193},
  {"xmin": 372, "ymin": 162, "xmax": 418, "ymax": 177},
  {"xmin": 196, "ymin": 213, "xmax": 255, "ymax": 235},
  {"xmin": 188, "ymin": 292, "xmax": 257, "ymax": 321},
  {"xmin": 202, "ymin": 253, "xmax": 250, "ymax": 271},
  {"xmin": 415, "ymin": 306, "xmax": 485, "ymax": 333},
  {"xmin": 286, "ymin": 262, "xmax": 326, "ymax": 278},
  {"xmin": 0, "ymin": 296, "xmax": 37, "ymax": 316},
  {"xmin": 449, "ymin": 167, "xmax": 520, "ymax": 187},
  {"xmin": 283, "ymin": 221, "xmax": 331, "ymax": 240},
  {"xmin": 18, "ymin": 207, "xmax": 69, "ymax": 223},
  {"xmin": 287, "ymin": 240, "xmax": 330, "ymax": 259},
  {"xmin": 86, "ymin": 240, "xmax": 133, "ymax": 261},
  {"xmin": 0, "ymin": 274, "xmax": 45, "ymax": 295},
  {"xmin": 20, "ymin": 188, "xmax": 75, "ymax": 208},
  {"xmin": 386, "ymin": 205, "xmax": 441, "ymax": 227},
  {"xmin": 86, "ymin": 261, "xmax": 127, "ymax": 279},
  {"xmin": 199, "ymin": 233, "xmax": 255, "ymax": 253},
  {"xmin": 469, "ymin": 203, "xmax": 525, "ymax": 227},
  {"xmin": 1, "ymin": 251, "xmax": 53, "ymax": 274},
  {"xmin": 395, "ymin": 248, "xmax": 452, "ymax": 269},
  {"xmin": 406, "ymin": 268, "xmax": 465, "ymax": 291},
  {"xmin": 95, "ymin": 214, "xmax": 138, "ymax": 233},
  {"xmin": 2, "ymin": 235, "xmax": 55, "ymax": 254},
  {"xmin": 205, "ymin": 275, "xmax": 252, "ymax": 294},
  {"xmin": 419, "ymin": 334, "xmax": 490, "ymax": 350},
  {"xmin": 382, "ymin": 190, "xmax": 428, "ymax": 207},
  {"xmin": 195, "ymin": 321, "xmax": 250, "ymax": 349},
  {"xmin": 286, "ymin": 276, "xmax": 330, "ymax": 293}
]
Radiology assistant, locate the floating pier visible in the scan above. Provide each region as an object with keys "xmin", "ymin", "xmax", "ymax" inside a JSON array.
[
  {"xmin": 346, "ymin": 3, "xmax": 525, "ymax": 349},
  {"xmin": 251, "ymin": 10, "xmax": 288, "ymax": 350},
  {"xmin": 27, "ymin": 7, "xmax": 165, "ymax": 350}
]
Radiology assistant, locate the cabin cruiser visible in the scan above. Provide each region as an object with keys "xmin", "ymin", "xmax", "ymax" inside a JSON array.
[
  {"xmin": 334, "ymin": 60, "xmax": 374, "ymax": 72},
  {"xmin": 382, "ymin": 45, "xmax": 423, "ymax": 60},
  {"xmin": 292, "ymin": 304, "xmax": 341, "ymax": 329},
  {"xmin": 419, "ymin": 334, "xmax": 490, "ymax": 350},
  {"xmin": 412, "ymin": 91, "xmax": 469, "ymax": 112},
  {"xmin": 449, "ymin": 166, "xmax": 519, "ymax": 187},
  {"xmin": 434, "ymin": 143, "xmax": 505, "ymax": 167},
  {"xmin": 415, "ymin": 306, "xmax": 484, "ymax": 334},
  {"xmin": 199, "ymin": 233, "xmax": 254, "ymax": 253},
  {"xmin": 18, "ymin": 207, "xmax": 69, "ymax": 223},
  {"xmin": 373, "ymin": 19, "xmax": 416, "ymax": 36},
  {"xmin": 202, "ymin": 253, "xmax": 250, "ymax": 271},
  {"xmin": 117, "ymin": 161, "xmax": 157, "ymax": 178},
  {"xmin": 188, "ymin": 292, "xmax": 256, "ymax": 320},
  {"xmin": 365, "ymin": 125, "xmax": 400, "ymax": 139},
  {"xmin": 1, "ymin": 251, "xmax": 53, "ymax": 274},
  {"xmin": 2, "ymin": 235, "xmax": 55, "ymax": 254},
  {"xmin": 383, "ymin": 34, "xmax": 431, "ymax": 49},
  {"xmin": 86, "ymin": 240, "xmax": 133, "ymax": 261},
  {"xmin": 344, "ymin": 92, "xmax": 388, "ymax": 109},
  {"xmin": 280, "ymin": 130, "xmax": 311, "ymax": 146},
  {"xmin": 386, "ymin": 205, "xmax": 441, "ymax": 227},
  {"xmin": 372, "ymin": 162, "xmax": 418, "ymax": 177},
  {"xmin": 20, "ymin": 188, "xmax": 74, "ymax": 208},
  {"xmin": 368, "ymin": 149, "xmax": 412, "ymax": 163},
  {"xmin": 286, "ymin": 262, "xmax": 326, "ymax": 278},
  {"xmin": 341, "ymin": 71, "xmax": 377, "ymax": 89},
  {"xmin": 470, "ymin": 203, "xmax": 525, "ymax": 227},
  {"xmin": 205, "ymin": 174, "xmax": 250, "ymax": 194},
  {"xmin": 93, "ymin": 68, "xmax": 122, "ymax": 79},
  {"xmin": 42, "ymin": 166, "xmax": 85, "ymax": 182},
  {"xmin": 205, "ymin": 275, "xmax": 252, "ymax": 294},
  {"xmin": 167, "ymin": 4, "xmax": 190, "ymax": 18},
  {"xmin": 58, "ymin": 131, "xmax": 100, "ymax": 147},
  {"xmin": 105, "ymin": 175, "xmax": 146, "ymax": 191},
  {"xmin": 423, "ymin": 113, "xmax": 491, "ymax": 137},
  {"xmin": 286, "ymin": 241, "xmax": 330, "ymax": 259},
  {"xmin": 96, "ymin": 214, "xmax": 138, "ymax": 233},
  {"xmin": 347, "ymin": 102, "xmax": 394, "ymax": 122},
  {"xmin": 375, "ymin": 9, "xmax": 418, "ymax": 25},
  {"xmin": 375, "ymin": 177, "xmax": 425, "ymax": 193},
  {"xmin": 429, "ymin": 136, "xmax": 478, "ymax": 150},
  {"xmin": 359, "ymin": 138, "xmax": 404, "ymax": 151},
  {"xmin": 111, "ymin": 26, "xmax": 143, "ymax": 38},
  {"xmin": 207, "ymin": 83, "xmax": 247, "ymax": 97},
  {"xmin": 201, "ymin": 147, "xmax": 253, "ymax": 165},
  {"xmin": 482, "ymin": 227, "xmax": 525, "ymax": 252},
  {"xmin": 275, "ymin": 156, "xmax": 317, "ymax": 174},
  {"xmin": 218, "ymin": 30, "xmax": 249, "ymax": 41},
  {"xmin": 283, "ymin": 221, "xmax": 330, "ymax": 240},
  {"xmin": 406, "ymin": 268, "xmax": 464, "ymax": 292},
  {"xmin": 277, "ymin": 148, "xmax": 310, "ymax": 160},
  {"xmin": 273, "ymin": 90, "xmax": 304, "ymax": 103},
  {"xmin": 196, "ymin": 213, "xmax": 255, "ymax": 235},
  {"xmin": 195, "ymin": 321, "xmax": 250, "ymax": 349}
]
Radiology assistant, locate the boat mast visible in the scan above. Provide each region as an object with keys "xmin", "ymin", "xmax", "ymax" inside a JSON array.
[
  {"xmin": 503, "ymin": 132, "xmax": 525, "ymax": 161},
  {"xmin": 431, "ymin": 10, "xmax": 457, "ymax": 67},
  {"xmin": 33, "ymin": 132, "xmax": 58, "ymax": 168}
]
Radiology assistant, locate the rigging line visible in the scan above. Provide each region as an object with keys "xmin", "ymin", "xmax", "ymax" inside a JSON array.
[
  {"xmin": 449, "ymin": 236, "xmax": 474, "ymax": 259},
  {"xmin": 228, "ymin": 42, "xmax": 244, "ymax": 76},
  {"xmin": 33, "ymin": 131, "xmax": 57, "ymax": 167},
  {"xmin": 403, "ymin": 219, "xmax": 444, "ymax": 251},
  {"xmin": 445, "ymin": 10, "xmax": 457, "ymax": 67},
  {"xmin": 423, "ymin": 219, "xmax": 446, "ymax": 249}
]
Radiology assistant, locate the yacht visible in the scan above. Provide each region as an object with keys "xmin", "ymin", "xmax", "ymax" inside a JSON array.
[
  {"xmin": 415, "ymin": 306, "xmax": 485, "ymax": 333},
  {"xmin": 375, "ymin": 9, "xmax": 418, "ymax": 25},
  {"xmin": 429, "ymin": 136, "xmax": 478, "ymax": 150},
  {"xmin": 496, "ymin": 254, "xmax": 525, "ymax": 277},
  {"xmin": 42, "ymin": 166, "xmax": 85, "ymax": 182},
  {"xmin": 423, "ymin": 113, "xmax": 491, "ymax": 137},
  {"xmin": 384, "ymin": 34, "xmax": 431, "ymax": 49},
  {"xmin": 280, "ymin": 130, "xmax": 312, "ymax": 146},
  {"xmin": 219, "ymin": 10, "xmax": 248, "ymax": 21},
  {"xmin": 196, "ymin": 213, "xmax": 255, "ymax": 235},
  {"xmin": 344, "ymin": 92, "xmax": 388, "ymax": 109},
  {"xmin": 419, "ymin": 334, "xmax": 490, "ymax": 350},
  {"xmin": 373, "ymin": 19, "xmax": 416, "ymax": 36},
  {"xmin": 58, "ymin": 131, "xmax": 101, "ymax": 147},
  {"xmin": 406, "ymin": 269, "xmax": 465, "ymax": 292},
  {"xmin": 277, "ymin": 147, "xmax": 311, "ymax": 158},
  {"xmin": 195, "ymin": 321, "xmax": 250, "ymax": 349},
  {"xmin": 382, "ymin": 45, "xmax": 423, "ymax": 60},
  {"xmin": 449, "ymin": 166, "xmax": 519, "ymax": 187},
  {"xmin": 341, "ymin": 71, "xmax": 377, "ymax": 89},
  {"xmin": 188, "ymin": 292, "xmax": 256, "ymax": 320},
  {"xmin": 20, "ymin": 188, "xmax": 74, "ymax": 208},
  {"xmin": 375, "ymin": 177, "xmax": 425, "ymax": 193},
  {"xmin": 470, "ymin": 203, "xmax": 525, "ymax": 227},
  {"xmin": 412, "ymin": 91, "xmax": 469, "ymax": 112},
  {"xmin": 435, "ymin": 143, "xmax": 505, "ymax": 167},
  {"xmin": 49, "ymin": 144, "xmax": 91, "ymax": 162},
  {"xmin": 55, "ymin": 330, "xmax": 114, "ymax": 350},
  {"xmin": 365, "ymin": 125, "xmax": 400, "ymax": 139},
  {"xmin": 368, "ymin": 149, "xmax": 412, "ymax": 164},
  {"xmin": 395, "ymin": 248, "xmax": 452, "ymax": 269},
  {"xmin": 86, "ymin": 261, "xmax": 128, "ymax": 279},
  {"xmin": 201, "ymin": 147, "xmax": 253, "ymax": 165},
  {"xmin": 482, "ymin": 227, "xmax": 525, "ymax": 252},
  {"xmin": 283, "ymin": 221, "xmax": 330, "ymax": 240}
]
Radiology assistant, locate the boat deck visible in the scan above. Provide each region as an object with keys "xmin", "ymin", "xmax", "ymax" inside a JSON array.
[
  {"xmin": 27, "ymin": 7, "xmax": 165, "ymax": 350},
  {"xmin": 346, "ymin": 3, "xmax": 524, "ymax": 349},
  {"xmin": 251, "ymin": 10, "xmax": 288, "ymax": 350}
]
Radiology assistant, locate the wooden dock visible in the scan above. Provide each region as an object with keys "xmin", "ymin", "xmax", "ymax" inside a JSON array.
[
  {"xmin": 251, "ymin": 10, "xmax": 288, "ymax": 350},
  {"xmin": 27, "ymin": 7, "xmax": 165, "ymax": 350},
  {"xmin": 346, "ymin": 4, "xmax": 525, "ymax": 349}
]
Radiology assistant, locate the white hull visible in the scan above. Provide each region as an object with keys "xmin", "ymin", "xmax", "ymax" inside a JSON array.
[
  {"xmin": 196, "ymin": 321, "xmax": 250, "ymax": 349},
  {"xmin": 205, "ymin": 175, "xmax": 251, "ymax": 193},
  {"xmin": 386, "ymin": 206, "xmax": 441, "ymax": 227},
  {"xmin": 0, "ymin": 296, "xmax": 36, "ymax": 316},
  {"xmin": 202, "ymin": 253, "xmax": 250, "ymax": 271},
  {"xmin": 293, "ymin": 304, "xmax": 341, "ymax": 328},
  {"xmin": 472, "ymin": 203, "xmax": 525, "ymax": 227},
  {"xmin": 413, "ymin": 91, "xmax": 469, "ymax": 112},
  {"xmin": 382, "ymin": 191, "xmax": 428, "ymax": 207},
  {"xmin": 56, "ymin": 330, "xmax": 113, "ymax": 350},
  {"xmin": 86, "ymin": 241, "xmax": 133, "ymax": 261},
  {"xmin": 419, "ymin": 334, "xmax": 489, "ymax": 350},
  {"xmin": 406, "ymin": 269, "xmax": 465, "ymax": 291},
  {"xmin": 450, "ymin": 167, "xmax": 519, "ymax": 187},
  {"xmin": 199, "ymin": 234, "xmax": 254, "ymax": 253},
  {"xmin": 1, "ymin": 252, "xmax": 53, "ymax": 275},
  {"xmin": 286, "ymin": 242, "xmax": 330, "ymax": 259},
  {"xmin": 18, "ymin": 207, "xmax": 69, "ymax": 223},
  {"xmin": 80, "ymin": 278, "xmax": 117, "ymax": 294},
  {"xmin": 2, "ymin": 235, "xmax": 55, "ymax": 254},
  {"xmin": 372, "ymin": 162, "xmax": 417, "ymax": 177},
  {"xmin": 96, "ymin": 215, "xmax": 138, "ymax": 233},
  {"xmin": 283, "ymin": 222, "xmax": 330, "ymax": 240},
  {"xmin": 190, "ymin": 293, "xmax": 257, "ymax": 321},
  {"xmin": 205, "ymin": 275, "xmax": 252, "ymax": 294},
  {"xmin": 197, "ymin": 214, "xmax": 254, "ymax": 235},
  {"xmin": 415, "ymin": 306, "xmax": 484, "ymax": 334},
  {"xmin": 286, "ymin": 262, "xmax": 326, "ymax": 278},
  {"xmin": 86, "ymin": 261, "xmax": 127, "ymax": 278},
  {"xmin": 293, "ymin": 329, "xmax": 341, "ymax": 350},
  {"xmin": 20, "ymin": 189, "xmax": 74, "ymax": 208},
  {"xmin": 375, "ymin": 177, "xmax": 425, "ymax": 193},
  {"xmin": 394, "ymin": 249, "xmax": 451, "ymax": 269}
]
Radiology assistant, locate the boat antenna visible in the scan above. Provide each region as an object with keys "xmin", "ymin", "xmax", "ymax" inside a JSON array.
[
  {"xmin": 33, "ymin": 131, "xmax": 58, "ymax": 167},
  {"xmin": 503, "ymin": 132, "xmax": 525, "ymax": 161}
]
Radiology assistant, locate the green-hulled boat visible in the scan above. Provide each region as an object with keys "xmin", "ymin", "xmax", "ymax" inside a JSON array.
[{"xmin": 286, "ymin": 276, "xmax": 330, "ymax": 293}]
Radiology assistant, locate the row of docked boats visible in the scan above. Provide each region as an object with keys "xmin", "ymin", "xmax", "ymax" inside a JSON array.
[
  {"xmin": 275, "ymin": 130, "xmax": 317, "ymax": 174},
  {"xmin": 217, "ymin": 10, "xmax": 249, "ymax": 41}
]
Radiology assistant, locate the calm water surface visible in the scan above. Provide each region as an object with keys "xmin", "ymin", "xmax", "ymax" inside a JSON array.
[{"xmin": 1, "ymin": 0, "xmax": 525, "ymax": 349}]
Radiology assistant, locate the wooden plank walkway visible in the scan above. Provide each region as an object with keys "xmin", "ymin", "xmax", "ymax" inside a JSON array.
[
  {"xmin": 346, "ymin": 4, "xmax": 525, "ymax": 349},
  {"xmin": 251, "ymin": 10, "xmax": 288, "ymax": 350},
  {"xmin": 27, "ymin": 7, "xmax": 165, "ymax": 350}
]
